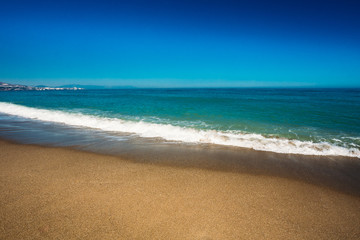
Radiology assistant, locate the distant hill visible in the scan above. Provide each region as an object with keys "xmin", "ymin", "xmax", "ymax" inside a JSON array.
[
  {"xmin": 0, "ymin": 82, "xmax": 137, "ymax": 91},
  {"xmin": 0, "ymin": 82, "xmax": 35, "ymax": 91},
  {"xmin": 58, "ymin": 84, "xmax": 137, "ymax": 89},
  {"xmin": 0, "ymin": 82, "xmax": 83, "ymax": 91},
  {"xmin": 58, "ymin": 84, "xmax": 106, "ymax": 89}
]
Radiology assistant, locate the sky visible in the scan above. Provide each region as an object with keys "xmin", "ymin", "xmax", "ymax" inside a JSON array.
[{"xmin": 0, "ymin": 0, "xmax": 359, "ymax": 87}]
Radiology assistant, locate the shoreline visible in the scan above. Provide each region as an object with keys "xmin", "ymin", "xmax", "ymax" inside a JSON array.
[
  {"xmin": 1, "ymin": 140, "xmax": 360, "ymax": 239},
  {"xmin": 2, "ymin": 131, "xmax": 360, "ymax": 196},
  {"xmin": 1, "ymin": 102, "xmax": 359, "ymax": 158}
]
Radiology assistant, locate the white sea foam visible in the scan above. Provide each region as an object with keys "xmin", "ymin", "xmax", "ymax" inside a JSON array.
[
  {"xmin": 342, "ymin": 136, "xmax": 360, "ymax": 141},
  {"xmin": 1, "ymin": 102, "xmax": 359, "ymax": 158}
]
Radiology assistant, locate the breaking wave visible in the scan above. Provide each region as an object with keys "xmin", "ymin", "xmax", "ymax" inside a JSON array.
[{"xmin": 0, "ymin": 102, "xmax": 359, "ymax": 158}]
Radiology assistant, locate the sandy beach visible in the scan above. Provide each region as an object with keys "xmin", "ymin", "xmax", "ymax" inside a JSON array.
[{"xmin": 0, "ymin": 140, "xmax": 359, "ymax": 239}]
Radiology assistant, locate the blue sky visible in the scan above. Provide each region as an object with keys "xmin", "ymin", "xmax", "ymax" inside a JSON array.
[{"xmin": 0, "ymin": 0, "xmax": 359, "ymax": 87}]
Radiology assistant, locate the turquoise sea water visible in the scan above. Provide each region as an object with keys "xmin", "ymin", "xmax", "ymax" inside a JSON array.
[{"xmin": 0, "ymin": 88, "xmax": 359, "ymax": 157}]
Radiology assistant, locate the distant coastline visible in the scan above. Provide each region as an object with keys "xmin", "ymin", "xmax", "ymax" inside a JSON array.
[{"xmin": 0, "ymin": 82, "xmax": 83, "ymax": 91}]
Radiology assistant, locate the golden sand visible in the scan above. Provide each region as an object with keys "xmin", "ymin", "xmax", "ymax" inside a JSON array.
[{"xmin": 0, "ymin": 140, "xmax": 359, "ymax": 239}]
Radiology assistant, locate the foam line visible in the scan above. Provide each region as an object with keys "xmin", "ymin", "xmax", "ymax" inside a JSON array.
[{"xmin": 0, "ymin": 102, "xmax": 359, "ymax": 158}]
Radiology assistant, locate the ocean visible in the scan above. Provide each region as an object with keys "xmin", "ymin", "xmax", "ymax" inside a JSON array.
[{"xmin": 0, "ymin": 88, "xmax": 360, "ymax": 158}]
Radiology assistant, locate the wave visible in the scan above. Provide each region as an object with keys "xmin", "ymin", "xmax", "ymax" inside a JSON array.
[{"xmin": 0, "ymin": 102, "xmax": 359, "ymax": 158}]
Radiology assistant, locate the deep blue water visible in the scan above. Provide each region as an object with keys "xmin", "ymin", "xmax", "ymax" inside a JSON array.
[{"xmin": 0, "ymin": 88, "xmax": 359, "ymax": 157}]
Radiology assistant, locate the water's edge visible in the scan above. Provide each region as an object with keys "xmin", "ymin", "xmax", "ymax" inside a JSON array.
[{"xmin": 0, "ymin": 102, "xmax": 359, "ymax": 158}]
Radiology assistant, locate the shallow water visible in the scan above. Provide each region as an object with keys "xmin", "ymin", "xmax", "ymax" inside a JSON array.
[{"xmin": 0, "ymin": 88, "xmax": 359, "ymax": 157}]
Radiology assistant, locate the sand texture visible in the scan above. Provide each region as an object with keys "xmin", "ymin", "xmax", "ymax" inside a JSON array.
[{"xmin": 0, "ymin": 140, "xmax": 360, "ymax": 239}]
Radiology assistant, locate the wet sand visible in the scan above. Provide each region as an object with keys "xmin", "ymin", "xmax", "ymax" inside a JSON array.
[{"xmin": 1, "ymin": 140, "xmax": 360, "ymax": 239}]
